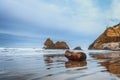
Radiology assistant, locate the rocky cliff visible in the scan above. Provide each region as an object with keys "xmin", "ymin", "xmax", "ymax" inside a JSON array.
[
  {"xmin": 43, "ymin": 38, "xmax": 69, "ymax": 49},
  {"xmin": 89, "ymin": 23, "xmax": 120, "ymax": 50}
]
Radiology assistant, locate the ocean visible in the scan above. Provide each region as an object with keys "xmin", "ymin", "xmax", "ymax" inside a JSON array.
[{"xmin": 0, "ymin": 48, "xmax": 120, "ymax": 80}]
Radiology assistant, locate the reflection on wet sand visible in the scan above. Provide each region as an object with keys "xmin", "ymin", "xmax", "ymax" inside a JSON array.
[
  {"xmin": 43, "ymin": 54, "xmax": 87, "ymax": 69},
  {"xmin": 90, "ymin": 52, "xmax": 120, "ymax": 77},
  {"xmin": 65, "ymin": 60, "xmax": 87, "ymax": 68},
  {"xmin": 90, "ymin": 52, "xmax": 120, "ymax": 59},
  {"xmin": 44, "ymin": 57, "xmax": 53, "ymax": 63},
  {"xmin": 100, "ymin": 61, "xmax": 120, "ymax": 75},
  {"xmin": 43, "ymin": 54, "xmax": 65, "ymax": 63}
]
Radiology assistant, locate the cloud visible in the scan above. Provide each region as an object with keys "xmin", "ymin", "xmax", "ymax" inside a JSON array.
[
  {"xmin": 110, "ymin": 0, "xmax": 120, "ymax": 26},
  {"xmin": 0, "ymin": 0, "xmax": 106, "ymax": 35},
  {"xmin": 0, "ymin": 0, "xmax": 120, "ymax": 48},
  {"xmin": 98, "ymin": 0, "xmax": 120, "ymax": 27},
  {"xmin": 111, "ymin": 0, "xmax": 120, "ymax": 18}
]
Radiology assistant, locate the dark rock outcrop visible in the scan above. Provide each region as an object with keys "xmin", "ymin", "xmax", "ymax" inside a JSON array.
[
  {"xmin": 89, "ymin": 23, "xmax": 120, "ymax": 50},
  {"xmin": 73, "ymin": 46, "xmax": 82, "ymax": 50},
  {"xmin": 65, "ymin": 50, "xmax": 86, "ymax": 61},
  {"xmin": 43, "ymin": 38, "xmax": 69, "ymax": 49}
]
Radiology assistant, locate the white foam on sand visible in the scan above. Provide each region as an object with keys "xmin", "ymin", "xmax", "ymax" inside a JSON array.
[{"xmin": 0, "ymin": 48, "xmax": 66, "ymax": 56}]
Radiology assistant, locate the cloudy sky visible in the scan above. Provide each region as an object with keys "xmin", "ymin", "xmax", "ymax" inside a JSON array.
[{"xmin": 0, "ymin": 0, "xmax": 120, "ymax": 49}]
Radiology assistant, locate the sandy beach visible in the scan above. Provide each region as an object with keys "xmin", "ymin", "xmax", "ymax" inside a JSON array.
[{"xmin": 0, "ymin": 48, "xmax": 120, "ymax": 80}]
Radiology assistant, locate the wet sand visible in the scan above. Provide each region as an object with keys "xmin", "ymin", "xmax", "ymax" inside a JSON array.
[{"xmin": 0, "ymin": 48, "xmax": 120, "ymax": 80}]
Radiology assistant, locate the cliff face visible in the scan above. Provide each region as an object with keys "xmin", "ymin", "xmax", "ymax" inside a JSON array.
[
  {"xmin": 89, "ymin": 23, "xmax": 120, "ymax": 50},
  {"xmin": 43, "ymin": 38, "xmax": 69, "ymax": 49}
]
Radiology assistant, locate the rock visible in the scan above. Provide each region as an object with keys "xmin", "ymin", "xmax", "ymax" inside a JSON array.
[
  {"xmin": 54, "ymin": 41, "xmax": 69, "ymax": 49},
  {"xmin": 65, "ymin": 50, "xmax": 86, "ymax": 61},
  {"xmin": 88, "ymin": 23, "xmax": 120, "ymax": 50},
  {"xmin": 43, "ymin": 38, "xmax": 69, "ymax": 49},
  {"xmin": 43, "ymin": 38, "xmax": 54, "ymax": 49},
  {"xmin": 73, "ymin": 46, "xmax": 82, "ymax": 50}
]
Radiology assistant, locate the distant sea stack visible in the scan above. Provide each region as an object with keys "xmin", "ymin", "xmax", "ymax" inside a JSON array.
[
  {"xmin": 43, "ymin": 38, "xmax": 69, "ymax": 49},
  {"xmin": 73, "ymin": 46, "xmax": 82, "ymax": 50},
  {"xmin": 88, "ymin": 23, "xmax": 120, "ymax": 50},
  {"xmin": 43, "ymin": 38, "xmax": 54, "ymax": 49}
]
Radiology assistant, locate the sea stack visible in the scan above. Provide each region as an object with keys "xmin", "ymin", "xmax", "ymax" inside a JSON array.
[
  {"xmin": 43, "ymin": 38, "xmax": 54, "ymax": 49},
  {"xmin": 43, "ymin": 38, "xmax": 69, "ymax": 49},
  {"xmin": 73, "ymin": 46, "xmax": 82, "ymax": 50},
  {"xmin": 88, "ymin": 23, "xmax": 120, "ymax": 50},
  {"xmin": 54, "ymin": 41, "xmax": 69, "ymax": 49}
]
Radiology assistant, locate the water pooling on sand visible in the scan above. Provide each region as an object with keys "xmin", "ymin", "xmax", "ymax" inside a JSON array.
[{"xmin": 0, "ymin": 48, "xmax": 120, "ymax": 80}]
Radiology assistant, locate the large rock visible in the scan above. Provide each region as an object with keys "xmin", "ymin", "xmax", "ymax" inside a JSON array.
[
  {"xmin": 43, "ymin": 38, "xmax": 69, "ymax": 49},
  {"xmin": 89, "ymin": 23, "xmax": 120, "ymax": 50},
  {"xmin": 65, "ymin": 50, "xmax": 86, "ymax": 61},
  {"xmin": 54, "ymin": 41, "xmax": 69, "ymax": 49},
  {"xmin": 43, "ymin": 38, "xmax": 54, "ymax": 49}
]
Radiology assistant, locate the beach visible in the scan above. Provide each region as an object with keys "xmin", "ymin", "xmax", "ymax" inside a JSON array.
[{"xmin": 0, "ymin": 48, "xmax": 120, "ymax": 80}]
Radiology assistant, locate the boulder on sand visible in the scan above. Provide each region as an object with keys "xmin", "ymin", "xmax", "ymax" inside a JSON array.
[{"xmin": 65, "ymin": 50, "xmax": 86, "ymax": 61}]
